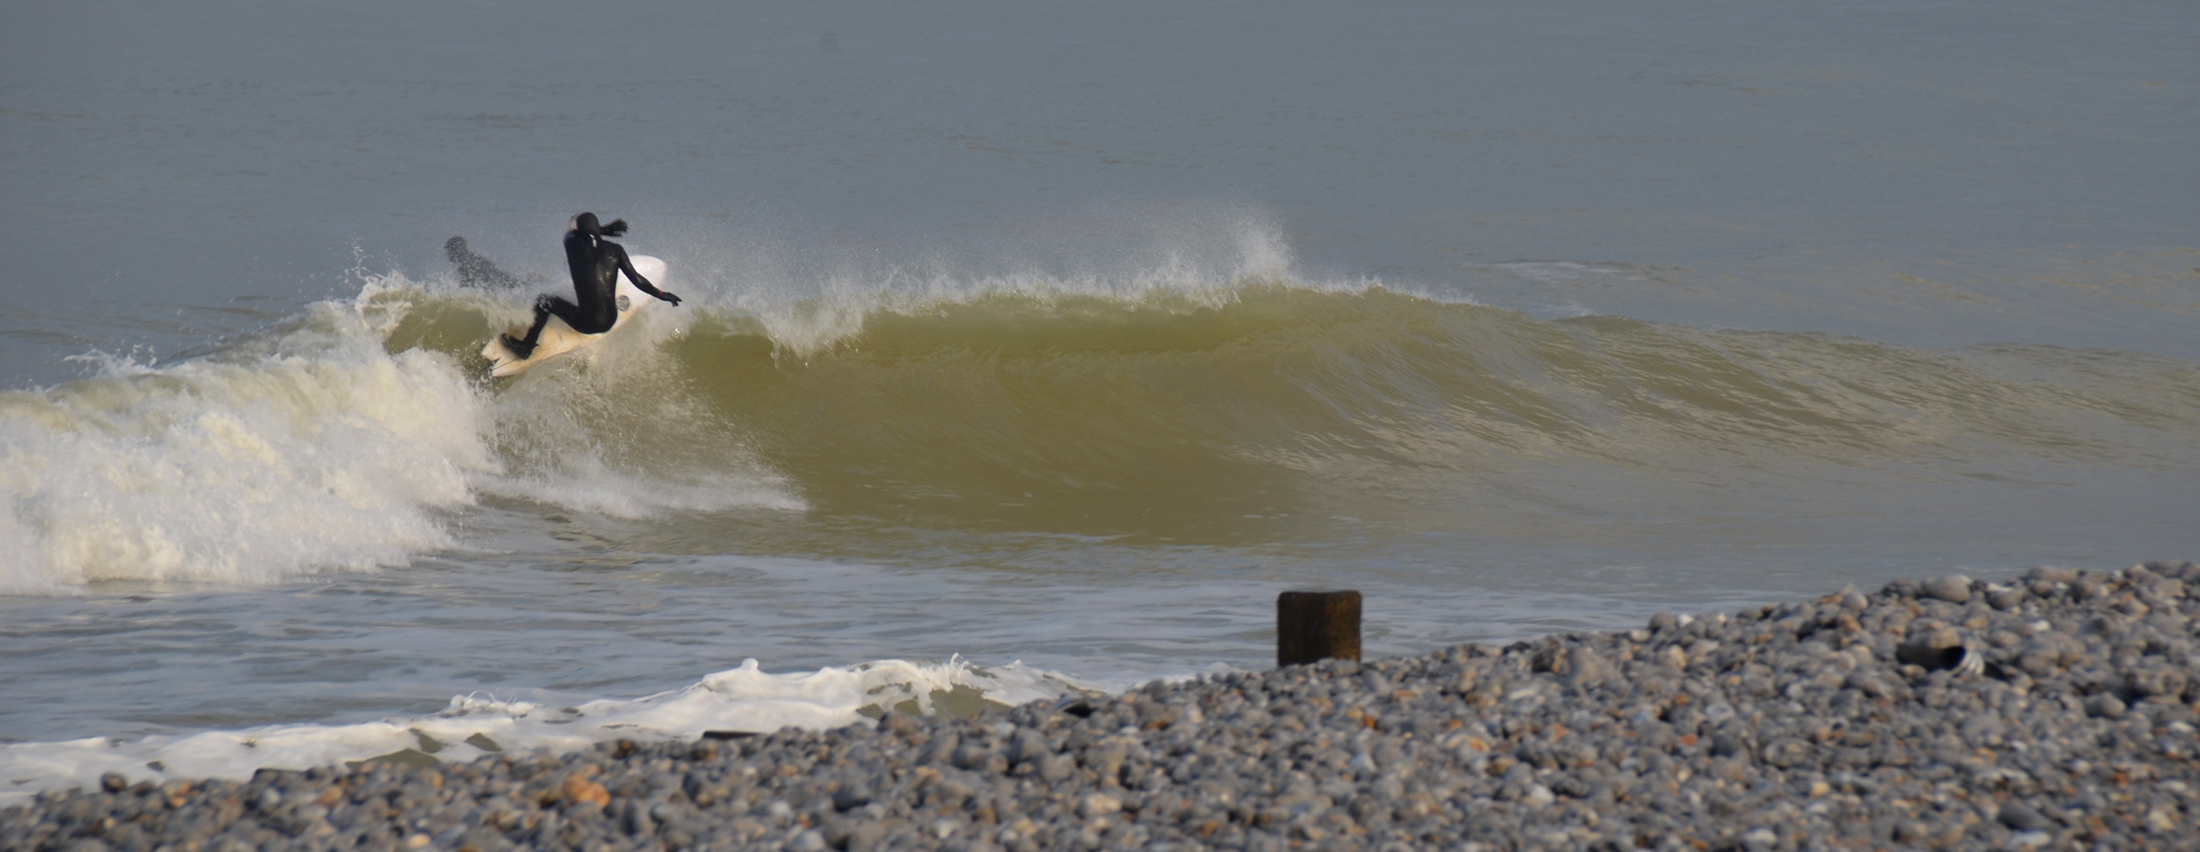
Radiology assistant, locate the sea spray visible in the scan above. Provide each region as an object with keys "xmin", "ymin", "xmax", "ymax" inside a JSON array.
[
  {"xmin": 0, "ymin": 267, "xmax": 812, "ymax": 592},
  {"xmin": 697, "ymin": 218, "xmax": 1318, "ymax": 363},
  {"xmin": 0, "ymin": 301, "xmax": 492, "ymax": 591}
]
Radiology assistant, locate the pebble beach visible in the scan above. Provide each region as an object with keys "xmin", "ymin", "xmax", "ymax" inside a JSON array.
[{"xmin": 9, "ymin": 561, "xmax": 2199, "ymax": 852}]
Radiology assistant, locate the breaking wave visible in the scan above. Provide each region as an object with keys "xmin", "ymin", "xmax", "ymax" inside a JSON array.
[{"xmin": 7, "ymin": 229, "xmax": 2197, "ymax": 590}]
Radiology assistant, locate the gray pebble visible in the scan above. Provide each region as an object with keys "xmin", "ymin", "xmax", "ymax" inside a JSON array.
[
  {"xmin": 1997, "ymin": 802, "xmax": 2053, "ymax": 832},
  {"xmin": 1921, "ymin": 575, "xmax": 1971, "ymax": 604}
]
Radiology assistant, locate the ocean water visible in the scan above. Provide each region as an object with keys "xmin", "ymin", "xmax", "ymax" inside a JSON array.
[{"xmin": 3, "ymin": 0, "xmax": 2196, "ymax": 803}]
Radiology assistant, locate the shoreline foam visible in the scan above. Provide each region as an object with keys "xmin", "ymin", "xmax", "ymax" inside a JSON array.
[{"xmin": 8, "ymin": 561, "xmax": 2197, "ymax": 851}]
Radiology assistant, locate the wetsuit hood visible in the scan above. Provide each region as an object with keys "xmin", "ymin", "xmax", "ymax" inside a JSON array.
[{"xmin": 570, "ymin": 212, "xmax": 628, "ymax": 239}]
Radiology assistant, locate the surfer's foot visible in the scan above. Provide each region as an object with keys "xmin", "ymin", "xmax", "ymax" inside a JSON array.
[{"xmin": 499, "ymin": 333, "xmax": 537, "ymax": 359}]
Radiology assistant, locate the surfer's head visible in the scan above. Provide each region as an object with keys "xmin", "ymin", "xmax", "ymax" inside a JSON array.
[{"xmin": 570, "ymin": 212, "xmax": 628, "ymax": 238}]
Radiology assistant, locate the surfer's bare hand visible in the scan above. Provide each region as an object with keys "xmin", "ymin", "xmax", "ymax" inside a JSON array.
[{"xmin": 660, "ymin": 292, "xmax": 683, "ymax": 306}]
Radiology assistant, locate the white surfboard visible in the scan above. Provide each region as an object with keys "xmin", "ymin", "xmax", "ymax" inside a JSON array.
[{"xmin": 481, "ymin": 255, "xmax": 667, "ymax": 378}]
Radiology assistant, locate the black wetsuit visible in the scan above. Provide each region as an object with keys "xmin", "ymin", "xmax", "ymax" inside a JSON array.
[{"xmin": 505, "ymin": 214, "xmax": 679, "ymax": 356}]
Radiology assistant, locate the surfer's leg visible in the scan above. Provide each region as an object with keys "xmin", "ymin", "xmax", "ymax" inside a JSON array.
[{"xmin": 501, "ymin": 294, "xmax": 578, "ymax": 358}]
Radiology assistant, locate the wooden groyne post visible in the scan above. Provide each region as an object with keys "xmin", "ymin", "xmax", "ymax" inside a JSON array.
[{"xmin": 1277, "ymin": 590, "xmax": 1361, "ymax": 666}]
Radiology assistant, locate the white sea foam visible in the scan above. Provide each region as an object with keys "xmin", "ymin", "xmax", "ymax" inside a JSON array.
[
  {"xmin": 0, "ymin": 302, "xmax": 493, "ymax": 592},
  {"xmin": 0, "ymin": 266, "xmax": 804, "ymax": 592},
  {"xmin": 0, "ymin": 658, "xmax": 1088, "ymax": 806}
]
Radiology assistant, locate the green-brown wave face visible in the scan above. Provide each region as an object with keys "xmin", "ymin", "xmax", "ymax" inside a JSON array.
[{"xmin": 373, "ymin": 275, "xmax": 2200, "ymax": 555}]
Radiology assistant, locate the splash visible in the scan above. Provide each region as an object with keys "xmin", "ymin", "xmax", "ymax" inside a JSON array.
[
  {"xmin": 0, "ymin": 302, "xmax": 492, "ymax": 591},
  {"xmin": 0, "ymin": 262, "xmax": 808, "ymax": 592},
  {"xmin": 683, "ymin": 215, "xmax": 1330, "ymax": 361}
]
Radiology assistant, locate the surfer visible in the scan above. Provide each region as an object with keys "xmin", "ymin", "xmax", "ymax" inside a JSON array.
[{"xmin": 499, "ymin": 212, "xmax": 682, "ymax": 359}]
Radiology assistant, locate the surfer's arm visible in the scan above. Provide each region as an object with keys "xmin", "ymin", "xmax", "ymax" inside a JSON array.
[{"xmin": 614, "ymin": 247, "xmax": 681, "ymax": 306}]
